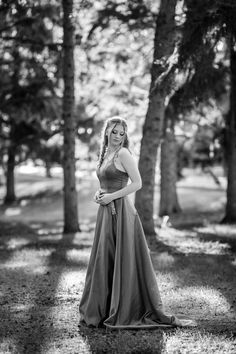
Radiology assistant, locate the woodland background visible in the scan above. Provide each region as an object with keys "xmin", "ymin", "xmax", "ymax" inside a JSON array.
[{"xmin": 0, "ymin": 0, "xmax": 236, "ymax": 353}]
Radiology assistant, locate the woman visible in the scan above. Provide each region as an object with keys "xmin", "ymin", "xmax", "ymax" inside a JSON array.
[{"xmin": 79, "ymin": 116, "xmax": 196, "ymax": 329}]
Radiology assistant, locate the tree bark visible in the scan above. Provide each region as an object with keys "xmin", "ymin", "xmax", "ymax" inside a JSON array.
[
  {"xmin": 159, "ymin": 130, "xmax": 181, "ymax": 216},
  {"xmin": 62, "ymin": 0, "xmax": 80, "ymax": 233},
  {"xmin": 135, "ymin": 0, "xmax": 177, "ymax": 238},
  {"xmin": 223, "ymin": 40, "xmax": 236, "ymax": 223},
  {"xmin": 4, "ymin": 144, "xmax": 16, "ymax": 204},
  {"xmin": 45, "ymin": 160, "xmax": 52, "ymax": 178}
]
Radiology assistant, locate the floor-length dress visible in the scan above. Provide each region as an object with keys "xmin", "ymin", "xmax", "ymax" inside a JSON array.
[{"xmin": 79, "ymin": 152, "xmax": 191, "ymax": 329}]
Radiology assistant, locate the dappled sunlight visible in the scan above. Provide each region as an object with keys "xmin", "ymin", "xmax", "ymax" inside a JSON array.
[
  {"xmin": 20, "ymin": 199, "xmax": 30, "ymax": 207},
  {"xmin": 159, "ymin": 227, "xmax": 231, "ymax": 255},
  {"xmin": 72, "ymin": 236, "xmax": 93, "ymax": 248},
  {"xmin": 56, "ymin": 270, "xmax": 87, "ymax": 298},
  {"xmin": 0, "ymin": 260, "xmax": 32, "ymax": 269},
  {"xmin": 36, "ymin": 227, "xmax": 63, "ymax": 236},
  {"xmin": 158, "ymin": 272, "xmax": 178, "ymax": 293},
  {"xmin": 176, "ymin": 238, "xmax": 230, "ymax": 255},
  {"xmin": 0, "ymin": 172, "xmax": 97, "ymax": 223},
  {"xmin": 44, "ymin": 306, "xmax": 91, "ymax": 353},
  {"xmin": 0, "ymin": 225, "xmax": 92, "ymax": 274},
  {"xmin": 71, "ymin": 231, "xmax": 94, "ymax": 248},
  {"xmin": 10, "ymin": 304, "xmax": 33, "ymax": 312},
  {"xmin": 30, "ymin": 222, "xmax": 48, "ymax": 229},
  {"xmin": 167, "ymin": 286, "xmax": 232, "ymax": 317},
  {"xmin": 232, "ymin": 258, "xmax": 236, "ymax": 267},
  {"xmin": 38, "ymin": 234, "xmax": 63, "ymax": 242},
  {"xmin": 17, "ymin": 164, "xmax": 57, "ymax": 176},
  {"xmin": 4, "ymin": 207, "xmax": 22, "ymax": 216},
  {"xmin": 0, "ymin": 338, "xmax": 18, "ymax": 354},
  {"xmin": 26, "ymin": 265, "xmax": 50, "ymax": 275},
  {"xmin": 46, "ymin": 247, "xmax": 90, "ymax": 269},
  {"xmin": 55, "ymin": 220, "xmax": 64, "ymax": 226},
  {"xmin": 151, "ymin": 252, "xmax": 176, "ymax": 270},
  {"xmin": 80, "ymin": 221, "xmax": 97, "ymax": 233},
  {"xmin": 17, "ymin": 180, "xmax": 62, "ymax": 196},
  {"xmin": 164, "ymin": 329, "xmax": 236, "ymax": 354},
  {"xmin": 0, "ymin": 221, "xmax": 235, "ymax": 353},
  {"xmin": 29, "ymin": 222, "xmax": 45, "ymax": 231},
  {"xmin": 208, "ymin": 198, "xmax": 226, "ymax": 211},
  {"xmin": 42, "ymin": 335, "xmax": 92, "ymax": 354},
  {"xmin": 196, "ymin": 224, "xmax": 236, "ymax": 239},
  {"xmin": 0, "ymin": 248, "xmax": 53, "ymax": 270},
  {"xmin": 5, "ymin": 237, "xmax": 31, "ymax": 250},
  {"xmin": 0, "ymin": 180, "xmax": 235, "ymax": 353},
  {"xmin": 66, "ymin": 249, "xmax": 91, "ymax": 265}
]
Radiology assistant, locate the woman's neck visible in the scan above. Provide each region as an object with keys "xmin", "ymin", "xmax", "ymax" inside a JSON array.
[{"xmin": 106, "ymin": 145, "xmax": 121, "ymax": 154}]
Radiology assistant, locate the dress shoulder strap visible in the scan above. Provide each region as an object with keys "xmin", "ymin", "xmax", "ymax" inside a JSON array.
[{"xmin": 113, "ymin": 146, "xmax": 123, "ymax": 160}]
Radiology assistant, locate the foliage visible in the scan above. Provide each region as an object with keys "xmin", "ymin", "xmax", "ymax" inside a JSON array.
[
  {"xmin": 0, "ymin": 0, "xmax": 62, "ymax": 162},
  {"xmin": 0, "ymin": 0, "xmax": 234, "ymax": 170},
  {"xmin": 165, "ymin": 0, "xmax": 235, "ymax": 172},
  {"xmin": 73, "ymin": 0, "xmax": 157, "ymax": 154}
]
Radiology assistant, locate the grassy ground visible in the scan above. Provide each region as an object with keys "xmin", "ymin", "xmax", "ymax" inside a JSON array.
[{"xmin": 0, "ymin": 167, "xmax": 236, "ymax": 353}]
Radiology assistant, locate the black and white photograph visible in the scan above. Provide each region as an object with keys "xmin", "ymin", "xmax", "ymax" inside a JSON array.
[{"xmin": 0, "ymin": 0, "xmax": 236, "ymax": 353}]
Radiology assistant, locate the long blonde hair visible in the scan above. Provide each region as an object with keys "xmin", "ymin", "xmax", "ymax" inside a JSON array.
[{"xmin": 98, "ymin": 116, "xmax": 131, "ymax": 168}]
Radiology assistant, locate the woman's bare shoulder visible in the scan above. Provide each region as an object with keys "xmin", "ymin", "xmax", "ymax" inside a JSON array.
[{"xmin": 118, "ymin": 147, "xmax": 132, "ymax": 157}]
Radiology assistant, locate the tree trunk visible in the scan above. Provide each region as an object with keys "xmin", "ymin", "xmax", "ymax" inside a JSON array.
[
  {"xmin": 135, "ymin": 0, "xmax": 177, "ymax": 238},
  {"xmin": 45, "ymin": 161, "xmax": 52, "ymax": 178},
  {"xmin": 223, "ymin": 40, "xmax": 236, "ymax": 223},
  {"xmin": 159, "ymin": 130, "xmax": 181, "ymax": 216},
  {"xmin": 4, "ymin": 144, "xmax": 16, "ymax": 204},
  {"xmin": 62, "ymin": 0, "xmax": 80, "ymax": 233}
]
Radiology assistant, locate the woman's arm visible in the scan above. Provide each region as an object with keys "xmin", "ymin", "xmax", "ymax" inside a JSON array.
[
  {"xmin": 97, "ymin": 148, "xmax": 142, "ymax": 205},
  {"xmin": 111, "ymin": 148, "xmax": 142, "ymax": 199}
]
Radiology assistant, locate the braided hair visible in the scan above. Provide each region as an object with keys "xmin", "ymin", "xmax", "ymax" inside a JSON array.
[{"xmin": 97, "ymin": 116, "xmax": 130, "ymax": 168}]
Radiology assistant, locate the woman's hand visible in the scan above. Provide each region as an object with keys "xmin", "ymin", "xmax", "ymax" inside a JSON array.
[
  {"xmin": 96, "ymin": 193, "xmax": 114, "ymax": 205},
  {"xmin": 93, "ymin": 190, "xmax": 101, "ymax": 203}
]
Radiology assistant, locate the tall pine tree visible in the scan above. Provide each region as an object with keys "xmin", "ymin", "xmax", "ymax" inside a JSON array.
[{"xmin": 62, "ymin": 0, "xmax": 80, "ymax": 232}]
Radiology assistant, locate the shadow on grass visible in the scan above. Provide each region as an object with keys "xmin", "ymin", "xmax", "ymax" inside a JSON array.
[
  {"xmin": 0, "ymin": 220, "xmax": 174, "ymax": 353},
  {"xmin": 0, "ymin": 216, "xmax": 236, "ymax": 353},
  {"xmin": 196, "ymin": 231, "xmax": 236, "ymax": 253},
  {"xmin": 17, "ymin": 231, "xmax": 78, "ymax": 353},
  {"xmin": 155, "ymin": 214, "xmax": 236, "ymax": 334},
  {"xmin": 177, "ymin": 185, "xmax": 225, "ymax": 192},
  {"xmin": 0, "ymin": 222, "xmax": 89, "ymax": 353},
  {"xmin": 0, "ymin": 189, "xmax": 62, "ymax": 210},
  {"xmin": 169, "ymin": 210, "xmax": 225, "ymax": 229},
  {"xmin": 79, "ymin": 324, "xmax": 166, "ymax": 354},
  {"xmin": 173, "ymin": 253, "xmax": 236, "ymax": 332}
]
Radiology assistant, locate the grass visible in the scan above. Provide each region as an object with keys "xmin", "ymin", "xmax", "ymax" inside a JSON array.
[
  {"xmin": 0, "ymin": 167, "xmax": 236, "ymax": 353},
  {"xmin": 0, "ymin": 219, "xmax": 235, "ymax": 353}
]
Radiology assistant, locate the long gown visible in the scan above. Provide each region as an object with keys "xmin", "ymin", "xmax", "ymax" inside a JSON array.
[{"xmin": 79, "ymin": 152, "xmax": 192, "ymax": 329}]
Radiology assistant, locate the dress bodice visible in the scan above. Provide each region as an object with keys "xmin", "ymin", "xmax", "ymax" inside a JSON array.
[{"xmin": 96, "ymin": 155, "xmax": 129, "ymax": 193}]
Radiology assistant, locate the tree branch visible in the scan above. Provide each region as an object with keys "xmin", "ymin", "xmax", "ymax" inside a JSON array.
[
  {"xmin": 0, "ymin": 16, "xmax": 38, "ymax": 33},
  {"xmin": 1, "ymin": 36, "xmax": 63, "ymax": 50},
  {"xmin": 87, "ymin": 2, "xmax": 155, "ymax": 39}
]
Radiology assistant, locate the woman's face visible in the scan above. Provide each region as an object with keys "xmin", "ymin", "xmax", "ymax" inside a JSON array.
[{"xmin": 107, "ymin": 123, "xmax": 125, "ymax": 147}]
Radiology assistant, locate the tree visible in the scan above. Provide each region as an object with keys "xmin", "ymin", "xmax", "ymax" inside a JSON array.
[
  {"xmin": 178, "ymin": 0, "xmax": 236, "ymax": 222},
  {"xmin": 224, "ymin": 37, "xmax": 236, "ymax": 222},
  {"xmin": 5, "ymin": 127, "xmax": 16, "ymax": 204},
  {"xmin": 0, "ymin": 0, "xmax": 61, "ymax": 204},
  {"xmin": 62, "ymin": 0, "xmax": 80, "ymax": 233},
  {"xmin": 135, "ymin": 0, "xmax": 178, "ymax": 238},
  {"xmin": 159, "ymin": 103, "xmax": 181, "ymax": 217}
]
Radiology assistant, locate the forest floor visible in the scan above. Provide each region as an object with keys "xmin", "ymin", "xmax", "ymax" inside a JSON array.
[{"xmin": 0, "ymin": 166, "xmax": 236, "ymax": 353}]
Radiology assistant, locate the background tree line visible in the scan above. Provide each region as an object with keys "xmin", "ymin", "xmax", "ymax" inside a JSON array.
[{"xmin": 0, "ymin": 0, "xmax": 235, "ymax": 239}]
